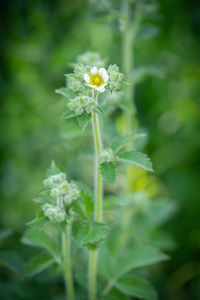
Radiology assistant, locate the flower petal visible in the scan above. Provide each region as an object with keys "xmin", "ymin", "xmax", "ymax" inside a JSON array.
[
  {"xmin": 88, "ymin": 84, "xmax": 96, "ymax": 88},
  {"xmin": 95, "ymin": 85, "xmax": 106, "ymax": 93},
  {"xmin": 84, "ymin": 73, "xmax": 90, "ymax": 83},
  {"xmin": 98, "ymin": 68, "xmax": 109, "ymax": 82},
  {"xmin": 90, "ymin": 66, "xmax": 98, "ymax": 75}
]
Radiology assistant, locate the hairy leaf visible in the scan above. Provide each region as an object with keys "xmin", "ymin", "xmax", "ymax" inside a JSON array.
[
  {"xmin": 111, "ymin": 134, "xmax": 146, "ymax": 153},
  {"xmin": 27, "ymin": 212, "xmax": 48, "ymax": 229},
  {"xmin": 118, "ymin": 151, "xmax": 153, "ymax": 171},
  {"xmin": 55, "ymin": 87, "xmax": 74, "ymax": 98},
  {"xmin": 75, "ymin": 222, "xmax": 108, "ymax": 247},
  {"xmin": 100, "ymin": 162, "xmax": 117, "ymax": 185},
  {"xmin": 77, "ymin": 113, "xmax": 91, "ymax": 130},
  {"xmin": 61, "ymin": 110, "xmax": 77, "ymax": 119}
]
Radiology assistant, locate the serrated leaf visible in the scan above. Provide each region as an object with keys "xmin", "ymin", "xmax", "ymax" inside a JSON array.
[
  {"xmin": 25, "ymin": 255, "xmax": 54, "ymax": 276},
  {"xmin": 21, "ymin": 229, "xmax": 56, "ymax": 256},
  {"xmin": 111, "ymin": 134, "xmax": 146, "ymax": 153},
  {"xmin": 75, "ymin": 222, "xmax": 108, "ymax": 247},
  {"xmin": 114, "ymin": 276, "xmax": 158, "ymax": 300},
  {"xmin": 61, "ymin": 110, "xmax": 77, "ymax": 119},
  {"xmin": 0, "ymin": 251, "xmax": 24, "ymax": 275},
  {"xmin": 76, "ymin": 113, "xmax": 91, "ymax": 130},
  {"xmin": 46, "ymin": 161, "xmax": 60, "ymax": 177},
  {"xmin": 118, "ymin": 151, "xmax": 153, "ymax": 171},
  {"xmin": 100, "ymin": 162, "xmax": 117, "ymax": 185}
]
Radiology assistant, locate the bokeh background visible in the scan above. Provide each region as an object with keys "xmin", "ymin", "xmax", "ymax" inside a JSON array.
[{"xmin": 0, "ymin": 0, "xmax": 200, "ymax": 299}]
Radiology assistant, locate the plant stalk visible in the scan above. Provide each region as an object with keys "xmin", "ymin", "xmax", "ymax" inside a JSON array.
[
  {"xmin": 88, "ymin": 111, "xmax": 103, "ymax": 300},
  {"xmin": 62, "ymin": 226, "xmax": 74, "ymax": 300}
]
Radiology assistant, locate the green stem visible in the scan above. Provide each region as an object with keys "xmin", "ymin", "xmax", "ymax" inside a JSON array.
[
  {"xmin": 88, "ymin": 111, "xmax": 103, "ymax": 300},
  {"xmin": 88, "ymin": 249, "xmax": 98, "ymax": 300},
  {"xmin": 62, "ymin": 226, "xmax": 74, "ymax": 300},
  {"xmin": 92, "ymin": 111, "xmax": 103, "ymax": 223}
]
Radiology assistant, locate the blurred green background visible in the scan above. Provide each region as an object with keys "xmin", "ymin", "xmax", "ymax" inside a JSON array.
[{"xmin": 0, "ymin": 0, "xmax": 200, "ymax": 299}]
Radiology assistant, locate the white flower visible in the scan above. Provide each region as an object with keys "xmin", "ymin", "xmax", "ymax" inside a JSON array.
[{"xmin": 84, "ymin": 66, "xmax": 109, "ymax": 93}]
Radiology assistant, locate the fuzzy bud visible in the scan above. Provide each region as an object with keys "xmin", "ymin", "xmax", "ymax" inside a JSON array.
[
  {"xmin": 59, "ymin": 181, "xmax": 69, "ymax": 194},
  {"xmin": 67, "ymin": 76, "xmax": 82, "ymax": 92},
  {"xmin": 100, "ymin": 148, "xmax": 114, "ymax": 163},
  {"xmin": 43, "ymin": 178, "xmax": 52, "ymax": 188},
  {"xmin": 50, "ymin": 187, "xmax": 60, "ymax": 198}
]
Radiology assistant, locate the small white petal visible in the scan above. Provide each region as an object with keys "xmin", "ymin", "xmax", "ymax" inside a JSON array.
[
  {"xmin": 88, "ymin": 84, "xmax": 96, "ymax": 88},
  {"xmin": 98, "ymin": 68, "xmax": 109, "ymax": 82},
  {"xmin": 90, "ymin": 66, "xmax": 98, "ymax": 75},
  {"xmin": 84, "ymin": 73, "xmax": 90, "ymax": 83},
  {"xmin": 95, "ymin": 85, "xmax": 105, "ymax": 93}
]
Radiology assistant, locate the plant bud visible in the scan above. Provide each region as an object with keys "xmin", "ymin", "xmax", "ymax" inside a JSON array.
[
  {"xmin": 64, "ymin": 194, "xmax": 72, "ymax": 205},
  {"xmin": 67, "ymin": 76, "xmax": 82, "ymax": 92},
  {"xmin": 74, "ymin": 63, "xmax": 85, "ymax": 76},
  {"xmin": 43, "ymin": 178, "xmax": 52, "ymax": 188},
  {"xmin": 100, "ymin": 148, "xmax": 114, "ymax": 163},
  {"xmin": 60, "ymin": 181, "xmax": 69, "ymax": 194},
  {"xmin": 69, "ymin": 184, "xmax": 80, "ymax": 200},
  {"xmin": 55, "ymin": 211, "xmax": 65, "ymax": 223},
  {"xmin": 108, "ymin": 64, "xmax": 119, "ymax": 74},
  {"xmin": 50, "ymin": 188, "xmax": 60, "ymax": 198}
]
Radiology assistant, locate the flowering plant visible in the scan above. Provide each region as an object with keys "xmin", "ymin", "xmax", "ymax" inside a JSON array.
[{"xmin": 22, "ymin": 53, "xmax": 169, "ymax": 300}]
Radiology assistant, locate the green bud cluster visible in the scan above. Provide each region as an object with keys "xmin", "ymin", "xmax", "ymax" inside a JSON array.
[
  {"xmin": 67, "ymin": 95, "xmax": 97, "ymax": 115},
  {"xmin": 107, "ymin": 64, "xmax": 124, "ymax": 91},
  {"xmin": 41, "ymin": 170, "xmax": 80, "ymax": 224},
  {"xmin": 100, "ymin": 148, "xmax": 114, "ymax": 163},
  {"xmin": 42, "ymin": 203, "xmax": 66, "ymax": 223}
]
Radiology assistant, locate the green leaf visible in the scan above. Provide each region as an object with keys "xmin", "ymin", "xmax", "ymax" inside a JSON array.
[
  {"xmin": 80, "ymin": 189, "xmax": 94, "ymax": 218},
  {"xmin": 0, "ymin": 251, "xmax": 24, "ymax": 275},
  {"xmin": 46, "ymin": 161, "xmax": 60, "ymax": 177},
  {"xmin": 118, "ymin": 151, "xmax": 153, "ymax": 171},
  {"xmin": 0, "ymin": 229, "xmax": 12, "ymax": 243},
  {"xmin": 111, "ymin": 134, "xmax": 146, "ymax": 153},
  {"xmin": 75, "ymin": 222, "xmax": 108, "ymax": 247},
  {"xmin": 25, "ymin": 255, "xmax": 54, "ymax": 276},
  {"xmin": 55, "ymin": 87, "xmax": 74, "ymax": 98},
  {"xmin": 100, "ymin": 162, "xmax": 117, "ymax": 185},
  {"xmin": 101, "ymin": 245, "xmax": 168, "ymax": 293},
  {"xmin": 27, "ymin": 211, "xmax": 48, "ymax": 229},
  {"xmin": 21, "ymin": 229, "xmax": 56, "ymax": 256},
  {"xmin": 115, "ymin": 276, "xmax": 158, "ymax": 300},
  {"xmin": 94, "ymin": 106, "xmax": 103, "ymax": 114},
  {"xmin": 61, "ymin": 110, "xmax": 77, "ymax": 119},
  {"xmin": 118, "ymin": 245, "xmax": 169, "ymax": 278},
  {"xmin": 76, "ymin": 113, "xmax": 91, "ymax": 130}
]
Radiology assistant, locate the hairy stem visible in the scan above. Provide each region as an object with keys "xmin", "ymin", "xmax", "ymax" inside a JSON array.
[
  {"xmin": 62, "ymin": 226, "xmax": 74, "ymax": 300},
  {"xmin": 88, "ymin": 111, "xmax": 103, "ymax": 300}
]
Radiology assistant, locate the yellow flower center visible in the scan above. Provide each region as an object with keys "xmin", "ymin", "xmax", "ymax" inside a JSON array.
[
  {"xmin": 90, "ymin": 74, "xmax": 103, "ymax": 87},
  {"xmin": 94, "ymin": 77, "xmax": 100, "ymax": 84}
]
